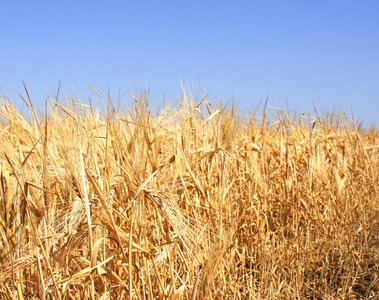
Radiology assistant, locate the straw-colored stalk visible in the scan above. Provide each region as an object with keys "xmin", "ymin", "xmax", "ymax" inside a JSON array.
[{"xmin": 0, "ymin": 86, "xmax": 378, "ymax": 299}]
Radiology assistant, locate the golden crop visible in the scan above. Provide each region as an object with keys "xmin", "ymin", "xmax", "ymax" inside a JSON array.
[{"xmin": 0, "ymin": 87, "xmax": 378, "ymax": 299}]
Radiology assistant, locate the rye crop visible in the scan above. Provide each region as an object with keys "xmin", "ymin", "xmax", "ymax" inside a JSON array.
[{"xmin": 0, "ymin": 86, "xmax": 378, "ymax": 299}]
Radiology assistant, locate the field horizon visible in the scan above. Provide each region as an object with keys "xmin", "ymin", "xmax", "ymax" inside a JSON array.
[{"xmin": 0, "ymin": 86, "xmax": 378, "ymax": 299}]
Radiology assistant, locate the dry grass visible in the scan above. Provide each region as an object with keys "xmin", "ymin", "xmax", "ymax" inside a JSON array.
[{"xmin": 0, "ymin": 86, "xmax": 378, "ymax": 299}]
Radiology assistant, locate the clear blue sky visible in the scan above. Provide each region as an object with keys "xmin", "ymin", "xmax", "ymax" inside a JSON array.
[{"xmin": 1, "ymin": 1, "xmax": 379, "ymax": 127}]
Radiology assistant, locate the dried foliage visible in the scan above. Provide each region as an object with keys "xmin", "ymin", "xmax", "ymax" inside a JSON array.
[{"xmin": 0, "ymin": 87, "xmax": 378, "ymax": 299}]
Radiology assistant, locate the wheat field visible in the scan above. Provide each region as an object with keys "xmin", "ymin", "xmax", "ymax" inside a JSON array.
[{"xmin": 0, "ymin": 86, "xmax": 378, "ymax": 299}]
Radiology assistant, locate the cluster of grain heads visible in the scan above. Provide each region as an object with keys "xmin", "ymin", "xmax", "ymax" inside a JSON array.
[{"xmin": 0, "ymin": 88, "xmax": 378, "ymax": 299}]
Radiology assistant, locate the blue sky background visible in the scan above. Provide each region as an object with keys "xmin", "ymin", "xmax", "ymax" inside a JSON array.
[{"xmin": 1, "ymin": 1, "xmax": 379, "ymax": 127}]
